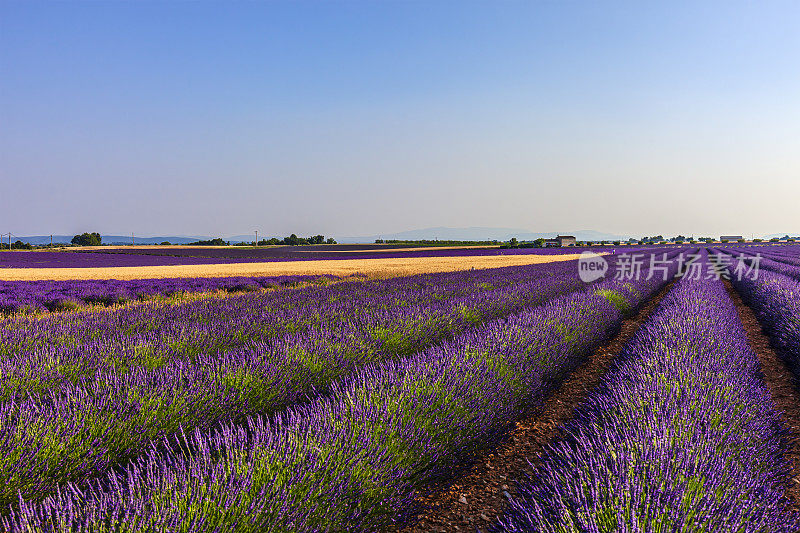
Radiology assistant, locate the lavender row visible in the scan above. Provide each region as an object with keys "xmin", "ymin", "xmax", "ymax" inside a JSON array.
[
  {"xmin": 716, "ymin": 245, "xmax": 800, "ymax": 281},
  {"xmin": 0, "ymin": 246, "xmax": 682, "ymax": 315},
  {"xmin": 0, "ymin": 259, "xmax": 581, "ymax": 366},
  {"xmin": 496, "ymin": 264, "xmax": 799, "ymax": 532},
  {"xmin": 0, "ymin": 262, "xmax": 595, "ymax": 506},
  {"xmin": 0, "ymin": 251, "xmax": 249, "ymax": 269},
  {"xmin": 3, "ymin": 259, "xmax": 678, "ymax": 531},
  {"xmin": 0, "ymin": 248, "xmax": 598, "ymax": 316},
  {"xmin": 727, "ymin": 267, "xmax": 800, "ymax": 373},
  {"xmin": 0, "ymin": 275, "xmax": 330, "ymax": 315}
]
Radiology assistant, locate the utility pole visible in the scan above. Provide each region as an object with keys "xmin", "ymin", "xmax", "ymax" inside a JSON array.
[
  {"xmin": 255, "ymin": 230, "xmax": 258, "ymax": 246},
  {"xmin": 50, "ymin": 234, "xmax": 53, "ymax": 247},
  {"xmin": 132, "ymin": 233, "xmax": 134, "ymax": 246}
]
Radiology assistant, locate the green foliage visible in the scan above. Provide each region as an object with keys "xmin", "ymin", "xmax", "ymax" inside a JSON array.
[
  {"xmin": 283, "ymin": 234, "xmax": 305, "ymax": 245},
  {"xmin": 71, "ymin": 232, "xmax": 102, "ymax": 246},
  {"xmin": 189, "ymin": 238, "xmax": 229, "ymax": 246},
  {"xmin": 596, "ymin": 289, "xmax": 631, "ymax": 314},
  {"xmin": 256, "ymin": 234, "xmax": 336, "ymax": 246},
  {"xmin": 46, "ymin": 299, "xmax": 81, "ymax": 312}
]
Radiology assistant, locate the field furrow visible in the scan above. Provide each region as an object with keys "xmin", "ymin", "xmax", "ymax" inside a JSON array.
[{"xmin": 496, "ymin": 255, "xmax": 800, "ymax": 531}]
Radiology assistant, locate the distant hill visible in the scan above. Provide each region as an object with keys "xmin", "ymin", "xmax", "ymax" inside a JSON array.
[
  {"xmin": 338, "ymin": 227, "xmax": 630, "ymax": 243},
  {"xmin": 13, "ymin": 235, "xmax": 209, "ymax": 245},
  {"xmin": 15, "ymin": 227, "xmax": 747, "ymax": 247},
  {"xmin": 763, "ymin": 233, "xmax": 800, "ymax": 239}
]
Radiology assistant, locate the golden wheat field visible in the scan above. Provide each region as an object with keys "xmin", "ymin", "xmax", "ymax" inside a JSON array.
[{"xmin": 0, "ymin": 253, "xmax": 586, "ymax": 281}]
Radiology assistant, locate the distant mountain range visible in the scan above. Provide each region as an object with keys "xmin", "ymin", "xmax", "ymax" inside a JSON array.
[
  {"xmin": 338, "ymin": 227, "xmax": 630, "ymax": 243},
  {"xmin": 9, "ymin": 228, "xmax": 799, "ymax": 246}
]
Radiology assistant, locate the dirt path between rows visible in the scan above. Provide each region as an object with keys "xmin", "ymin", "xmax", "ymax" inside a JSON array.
[
  {"xmin": 724, "ymin": 280, "xmax": 800, "ymax": 510},
  {"xmin": 394, "ymin": 281, "xmax": 675, "ymax": 533}
]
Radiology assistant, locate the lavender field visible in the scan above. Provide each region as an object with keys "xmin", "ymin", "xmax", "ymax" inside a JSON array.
[
  {"xmin": 0, "ymin": 274, "xmax": 331, "ymax": 314},
  {"xmin": 0, "ymin": 245, "xmax": 592, "ymax": 269},
  {"xmin": 1, "ymin": 246, "xmax": 799, "ymax": 531},
  {"xmin": 6, "ymin": 1, "xmax": 797, "ymax": 530}
]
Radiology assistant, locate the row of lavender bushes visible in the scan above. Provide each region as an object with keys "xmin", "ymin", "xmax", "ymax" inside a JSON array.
[
  {"xmin": 0, "ymin": 246, "xmax": 620, "ymax": 315},
  {"xmin": 0, "ymin": 246, "xmax": 680, "ymax": 316},
  {"xmin": 496, "ymin": 260, "xmax": 799, "ymax": 532},
  {"xmin": 0, "ymin": 251, "xmax": 251, "ymax": 269},
  {"xmin": 0, "ymin": 275, "xmax": 331, "ymax": 315},
  {"xmin": 0, "ymin": 259, "xmax": 587, "ymax": 363},
  {"xmin": 719, "ymin": 245, "xmax": 800, "ymax": 281},
  {"xmin": 725, "ymin": 255, "xmax": 800, "ymax": 373},
  {"xmin": 3, "ymin": 256, "xmax": 679, "ymax": 531},
  {"xmin": 0, "ymin": 260, "xmax": 603, "ymax": 507}
]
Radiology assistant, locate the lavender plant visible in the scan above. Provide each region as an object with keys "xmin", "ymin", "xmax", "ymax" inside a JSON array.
[
  {"xmin": 0, "ymin": 261, "xmax": 593, "ymax": 506},
  {"xmin": 3, "ymin": 263, "xmax": 675, "ymax": 532},
  {"xmin": 496, "ymin": 262, "xmax": 799, "ymax": 532}
]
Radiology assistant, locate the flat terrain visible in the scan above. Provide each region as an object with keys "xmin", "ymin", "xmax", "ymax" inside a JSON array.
[
  {"xmin": 0, "ymin": 253, "xmax": 585, "ymax": 281},
  {"xmin": 65, "ymin": 244, "xmax": 496, "ymax": 253},
  {"xmin": 1, "ymin": 246, "xmax": 580, "ymax": 268}
]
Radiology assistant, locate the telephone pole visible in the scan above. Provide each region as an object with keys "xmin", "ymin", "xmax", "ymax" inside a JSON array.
[{"xmin": 255, "ymin": 230, "xmax": 258, "ymax": 246}]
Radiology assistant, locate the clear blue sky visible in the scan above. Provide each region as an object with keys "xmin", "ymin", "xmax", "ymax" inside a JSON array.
[{"xmin": 2, "ymin": 1, "xmax": 798, "ymax": 238}]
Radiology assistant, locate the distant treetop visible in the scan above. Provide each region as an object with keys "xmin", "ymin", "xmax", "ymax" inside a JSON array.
[{"xmin": 71, "ymin": 232, "xmax": 102, "ymax": 246}]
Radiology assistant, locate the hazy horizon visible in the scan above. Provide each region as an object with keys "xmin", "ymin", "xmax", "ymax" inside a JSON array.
[{"xmin": 2, "ymin": 1, "xmax": 798, "ymax": 237}]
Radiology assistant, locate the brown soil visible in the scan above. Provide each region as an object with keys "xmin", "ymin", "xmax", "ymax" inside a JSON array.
[
  {"xmin": 395, "ymin": 281, "xmax": 675, "ymax": 533},
  {"xmin": 724, "ymin": 280, "xmax": 800, "ymax": 510},
  {"xmin": 0, "ymin": 254, "xmax": 587, "ymax": 281}
]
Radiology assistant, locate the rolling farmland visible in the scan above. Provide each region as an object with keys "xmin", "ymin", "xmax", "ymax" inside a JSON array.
[{"xmin": 0, "ymin": 246, "xmax": 798, "ymax": 531}]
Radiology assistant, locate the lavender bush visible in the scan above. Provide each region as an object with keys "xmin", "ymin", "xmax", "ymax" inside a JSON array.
[
  {"xmin": 496, "ymin": 260, "xmax": 799, "ymax": 532},
  {"xmin": 2, "ymin": 258, "xmax": 678, "ymax": 531},
  {"xmin": 727, "ymin": 266, "xmax": 800, "ymax": 372},
  {"xmin": 0, "ymin": 260, "xmax": 596, "ymax": 506},
  {"xmin": 0, "ymin": 275, "xmax": 327, "ymax": 314}
]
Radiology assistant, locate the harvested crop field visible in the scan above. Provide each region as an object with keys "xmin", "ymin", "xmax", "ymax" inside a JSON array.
[
  {"xmin": 0, "ymin": 252, "xmax": 587, "ymax": 281},
  {"xmin": 0, "ymin": 246, "xmax": 591, "ymax": 268}
]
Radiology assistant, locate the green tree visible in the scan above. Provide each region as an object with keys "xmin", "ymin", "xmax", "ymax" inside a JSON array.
[
  {"xmin": 190, "ymin": 238, "xmax": 228, "ymax": 246},
  {"xmin": 71, "ymin": 232, "xmax": 102, "ymax": 246},
  {"xmin": 11, "ymin": 240, "xmax": 33, "ymax": 250}
]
